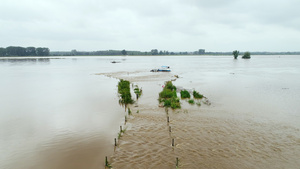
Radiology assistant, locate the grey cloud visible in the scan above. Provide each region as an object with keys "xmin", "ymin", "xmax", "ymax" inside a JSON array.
[{"xmin": 0, "ymin": 0, "xmax": 300, "ymax": 51}]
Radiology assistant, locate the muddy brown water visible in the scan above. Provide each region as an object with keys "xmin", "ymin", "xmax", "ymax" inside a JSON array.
[
  {"xmin": 101, "ymin": 71, "xmax": 300, "ymax": 169},
  {"xmin": 1, "ymin": 56, "xmax": 300, "ymax": 169}
]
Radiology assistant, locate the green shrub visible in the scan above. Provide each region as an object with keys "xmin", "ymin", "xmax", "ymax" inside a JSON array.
[
  {"xmin": 233, "ymin": 50, "xmax": 239, "ymax": 59},
  {"xmin": 188, "ymin": 99, "xmax": 195, "ymax": 104},
  {"xmin": 159, "ymin": 89, "xmax": 176, "ymax": 99},
  {"xmin": 170, "ymin": 98, "xmax": 181, "ymax": 109},
  {"xmin": 180, "ymin": 90, "xmax": 190, "ymax": 99},
  {"xmin": 164, "ymin": 99, "xmax": 171, "ymax": 107},
  {"xmin": 165, "ymin": 81, "xmax": 177, "ymax": 91},
  {"xmin": 158, "ymin": 81, "xmax": 181, "ymax": 109},
  {"xmin": 134, "ymin": 85, "xmax": 142, "ymax": 95},
  {"xmin": 193, "ymin": 90, "xmax": 203, "ymax": 99},
  {"xmin": 118, "ymin": 79, "xmax": 134, "ymax": 105},
  {"xmin": 242, "ymin": 51, "xmax": 251, "ymax": 59}
]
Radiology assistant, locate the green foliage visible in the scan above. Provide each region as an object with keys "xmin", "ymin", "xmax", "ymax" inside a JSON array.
[
  {"xmin": 164, "ymin": 99, "xmax": 171, "ymax": 107},
  {"xmin": 118, "ymin": 79, "xmax": 130, "ymax": 93},
  {"xmin": 151, "ymin": 49, "xmax": 158, "ymax": 55},
  {"xmin": 165, "ymin": 81, "xmax": 177, "ymax": 91},
  {"xmin": 180, "ymin": 90, "xmax": 190, "ymax": 99},
  {"xmin": 1, "ymin": 46, "xmax": 50, "ymax": 56},
  {"xmin": 118, "ymin": 79, "xmax": 134, "ymax": 105},
  {"xmin": 188, "ymin": 99, "xmax": 195, "ymax": 104},
  {"xmin": 128, "ymin": 108, "xmax": 132, "ymax": 115},
  {"xmin": 196, "ymin": 102, "xmax": 201, "ymax": 106},
  {"xmin": 170, "ymin": 97, "xmax": 181, "ymax": 109},
  {"xmin": 0, "ymin": 48, "xmax": 6, "ymax": 56},
  {"xmin": 159, "ymin": 89, "xmax": 177, "ymax": 99},
  {"xmin": 118, "ymin": 128, "xmax": 126, "ymax": 139},
  {"xmin": 233, "ymin": 50, "xmax": 239, "ymax": 59},
  {"xmin": 134, "ymin": 85, "xmax": 142, "ymax": 96},
  {"xmin": 105, "ymin": 159, "xmax": 112, "ymax": 168},
  {"xmin": 121, "ymin": 49, "xmax": 127, "ymax": 55},
  {"xmin": 158, "ymin": 81, "xmax": 181, "ymax": 109},
  {"xmin": 193, "ymin": 90, "xmax": 203, "ymax": 99},
  {"xmin": 242, "ymin": 51, "xmax": 251, "ymax": 59},
  {"xmin": 36, "ymin": 47, "xmax": 50, "ymax": 56}
]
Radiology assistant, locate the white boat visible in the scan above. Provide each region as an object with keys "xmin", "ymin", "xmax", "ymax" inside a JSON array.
[{"xmin": 151, "ymin": 66, "xmax": 171, "ymax": 72}]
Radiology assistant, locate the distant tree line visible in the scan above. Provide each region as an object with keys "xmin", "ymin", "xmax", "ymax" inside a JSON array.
[
  {"xmin": 0, "ymin": 46, "xmax": 50, "ymax": 56},
  {"xmin": 2, "ymin": 46, "xmax": 299, "ymax": 57},
  {"xmin": 51, "ymin": 49, "xmax": 207, "ymax": 56}
]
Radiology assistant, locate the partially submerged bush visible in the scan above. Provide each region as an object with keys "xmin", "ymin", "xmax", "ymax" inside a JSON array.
[
  {"xmin": 242, "ymin": 51, "xmax": 251, "ymax": 59},
  {"xmin": 193, "ymin": 90, "xmax": 203, "ymax": 99},
  {"xmin": 233, "ymin": 50, "xmax": 239, "ymax": 59},
  {"xmin": 159, "ymin": 81, "xmax": 181, "ymax": 109},
  {"xmin": 159, "ymin": 89, "xmax": 177, "ymax": 99},
  {"xmin": 118, "ymin": 79, "xmax": 134, "ymax": 105},
  {"xmin": 134, "ymin": 85, "xmax": 142, "ymax": 98},
  {"xmin": 180, "ymin": 90, "xmax": 190, "ymax": 99},
  {"xmin": 128, "ymin": 108, "xmax": 132, "ymax": 115},
  {"xmin": 188, "ymin": 99, "xmax": 195, "ymax": 104},
  {"xmin": 165, "ymin": 81, "xmax": 177, "ymax": 91},
  {"xmin": 170, "ymin": 97, "xmax": 181, "ymax": 109}
]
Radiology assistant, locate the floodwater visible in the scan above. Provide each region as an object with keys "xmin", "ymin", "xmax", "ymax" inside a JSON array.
[{"xmin": 0, "ymin": 55, "xmax": 300, "ymax": 169}]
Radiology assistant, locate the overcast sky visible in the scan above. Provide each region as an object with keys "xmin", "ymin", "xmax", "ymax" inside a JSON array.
[{"xmin": 1, "ymin": 0, "xmax": 300, "ymax": 52}]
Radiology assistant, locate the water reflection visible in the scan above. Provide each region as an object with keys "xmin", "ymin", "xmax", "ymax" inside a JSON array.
[{"xmin": 0, "ymin": 57, "xmax": 50, "ymax": 65}]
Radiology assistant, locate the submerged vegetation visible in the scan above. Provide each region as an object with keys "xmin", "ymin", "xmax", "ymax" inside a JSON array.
[
  {"xmin": 233, "ymin": 50, "xmax": 239, "ymax": 59},
  {"xmin": 118, "ymin": 127, "xmax": 126, "ymax": 139},
  {"xmin": 188, "ymin": 99, "xmax": 195, "ymax": 104},
  {"xmin": 158, "ymin": 82, "xmax": 209, "ymax": 109},
  {"xmin": 180, "ymin": 90, "xmax": 190, "ymax": 99},
  {"xmin": 118, "ymin": 79, "xmax": 134, "ymax": 106},
  {"xmin": 133, "ymin": 85, "xmax": 142, "ymax": 99},
  {"xmin": 193, "ymin": 90, "xmax": 204, "ymax": 99},
  {"xmin": 242, "ymin": 51, "xmax": 251, "ymax": 59},
  {"xmin": 128, "ymin": 108, "xmax": 132, "ymax": 115},
  {"xmin": 159, "ymin": 81, "xmax": 181, "ymax": 109},
  {"xmin": 105, "ymin": 156, "xmax": 112, "ymax": 168}
]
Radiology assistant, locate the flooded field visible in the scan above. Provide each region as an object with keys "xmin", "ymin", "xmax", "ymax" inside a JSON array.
[{"xmin": 1, "ymin": 55, "xmax": 300, "ymax": 169}]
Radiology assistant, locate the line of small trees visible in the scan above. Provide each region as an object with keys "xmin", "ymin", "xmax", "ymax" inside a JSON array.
[{"xmin": 0, "ymin": 46, "xmax": 50, "ymax": 56}]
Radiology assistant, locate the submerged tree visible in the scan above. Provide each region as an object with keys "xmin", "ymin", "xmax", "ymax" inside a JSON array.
[
  {"xmin": 118, "ymin": 79, "xmax": 134, "ymax": 109},
  {"xmin": 242, "ymin": 51, "xmax": 251, "ymax": 59},
  {"xmin": 233, "ymin": 50, "xmax": 239, "ymax": 59},
  {"xmin": 158, "ymin": 81, "xmax": 181, "ymax": 109}
]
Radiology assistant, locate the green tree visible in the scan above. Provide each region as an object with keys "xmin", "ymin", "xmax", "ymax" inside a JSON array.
[
  {"xmin": 242, "ymin": 51, "xmax": 251, "ymax": 59},
  {"xmin": 71, "ymin": 49, "xmax": 77, "ymax": 56},
  {"xmin": 233, "ymin": 50, "xmax": 239, "ymax": 59},
  {"xmin": 6, "ymin": 46, "xmax": 26, "ymax": 56},
  {"xmin": 36, "ymin": 47, "xmax": 50, "ymax": 56},
  {"xmin": 26, "ymin": 47, "xmax": 36, "ymax": 56},
  {"xmin": 0, "ymin": 48, "xmax": 6, "ymax": 56},
  {"xmin": 121, "ymin": 49, "xmax": 127, "ymax": 55},
  {"xmin": 151, "ymin": 49, "xmax": 158, "ymax": 55}
]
